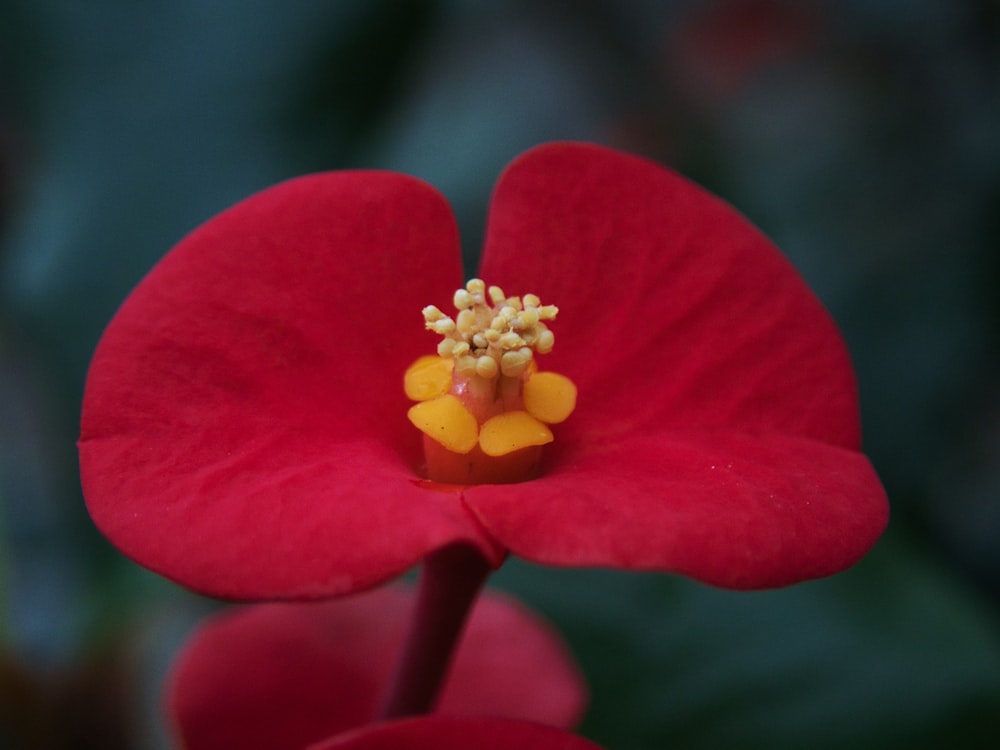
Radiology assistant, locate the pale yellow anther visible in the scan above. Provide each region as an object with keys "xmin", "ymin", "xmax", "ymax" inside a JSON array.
[
  {"xmin": 516, "ymin": 308, "xmax": 539, "ymax": 328},
  {"xmin": 466, "ymin": 278, "xmax": 486, "ymax": 296},
  {"xmin": 423, "ymin": 305, "xmax": 446, "ymax": 322},
  {"xmin": 498, "ymin": 332, "xmax": 525, "ymax": 349},
  {"xmin": 523, "ymin": 371, "xmax": 577, "ymax": 423},
  {"xmin": 483, "ymin": 329, "xmax": 501, "ymax": 343},
  {"xmin": 479, "ymin": 411, "xmax": 553, "ymax": 456},
  {"xmin": 488, "ymin": 285, "xmax": 506, "ymax": 304},
  {"xmin": 536, "ymin": 329, "xmax": 555, "ymax": 354},
  {"xmin": 523, "ymin": 294, "xmax": 540, "ymax": 308},
  {"xmin": 500, "ymin": 305, "xmax": 517, "ymax": 320},
  {"xmin": 500, "ymin": 347, "xmax": 533, "ymax": 377},
  {"xmin": 404, "ymin": 356, "xmax": 455, "ymax": 401},
  {"xmin": 475, "ymin": 355, "xmax": 498, "ymax": 379},
  {"xmin": 431, "ymin": 318, "xmax": 456, "ymax": 334},
  {"xmin": 437, "ymin": 339, "xmax": 457, "ymax": 357},
  {"xmin": 454, "ymin": 289, "xmax": 474, "ymax": 310},
  {"xmin": 539, "ymin": 305, "xmax": 559, "ymax": 320},
  {"xmin": 408, "ymin": 395, "xmax": 478, "ymax": 454}
]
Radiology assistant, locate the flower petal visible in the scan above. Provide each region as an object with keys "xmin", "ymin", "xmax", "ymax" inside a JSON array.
[
  {"xmin": 471, "ymin": 143, "xmax": 887, "ymax": 586},
  {"xmin": 468, "ymin": 431, "xmax": 887, "ymax": 589},
  {"xmin": 167, "ymin": 586, "xmax": 588, "ymax": 750},
  {"xmin": 309, "ymin": 717, "xmax": 605, "ymax": 750},
  {"xmin": 79, "ymin": 171, "xmax": 499, "ymax": 599},
  {"xmin": 479, "ymin": 141, "xmax": 861, "ymax": 448}
]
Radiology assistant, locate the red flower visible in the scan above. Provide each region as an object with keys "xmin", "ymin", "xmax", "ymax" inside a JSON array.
[
  {"xmin": 79, "ymin": 142, "xmax": 887, "ymax": 599},
  {"xmin": 168, "ymin": 585, "xmax": 586, "ymax": 750},
  {"xmin": 310, "ymin": 716, "xmax": 605, "ymax": 750}
]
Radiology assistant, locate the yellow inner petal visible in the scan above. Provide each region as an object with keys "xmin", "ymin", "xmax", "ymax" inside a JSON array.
[
  {"xmin": 523, "ymin": 371, "xmax": 578, "ymax": 424},
  {"xmin": 408, "ymin": 395, "xmax": 478, "ymax": 454},
  {"xmin": 479, "ymin": 411, "xmax": 553, "ymax": 457},
  {"xmin": 404, "ymin": 355, "xmax": 454, "ymax": 401}
]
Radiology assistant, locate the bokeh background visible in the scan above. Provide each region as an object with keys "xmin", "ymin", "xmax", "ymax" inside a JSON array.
[{"xmin": 1, "ymin": 0, "xmax": 998, "ymax": 748}]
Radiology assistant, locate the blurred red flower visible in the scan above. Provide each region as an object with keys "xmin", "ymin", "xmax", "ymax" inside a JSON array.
[
  {"xmin": 79, "ymin": 142, "xmax": 887, "ymax": 599},
  {"xmin": 168, "ymin": 585, "xmax": 586, "ymax": 750},
  {"xmin": 668, "ymin": 0, "xmax": 824, "ymax": 104}
]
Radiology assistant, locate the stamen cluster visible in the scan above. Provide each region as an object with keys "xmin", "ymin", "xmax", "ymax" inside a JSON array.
[
  {"xmin": 422, "ymin": 279, "xmax": 558, "ymax": 380},
  {"xmin": 406, "ymin": 278, "xmax": 577, "ymax": 483}
]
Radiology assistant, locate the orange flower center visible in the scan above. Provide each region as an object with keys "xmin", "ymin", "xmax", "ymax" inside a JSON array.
[{"xmin": 405, "ymin": 279, "xmax": 576, "ymax": 484}]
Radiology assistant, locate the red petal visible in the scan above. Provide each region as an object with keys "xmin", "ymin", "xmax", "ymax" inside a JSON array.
[
  {"xmin": 167, "ymin": 586, "xmax": 588, "ymax": 750},
  {"xmin": 310, "ymin": 717, "xmax": 604, "ymax": 750},
  {"xmin": 479, "ymin": 141, "xmax": 860, "ymax": 447},
  {"xmin": 469, "ymin": 143, "xmax": 887, "ymax": 586},
  {"xmin": 80, "ymin": 172, "xmax": 499, "ymax": 599},
  {"xmin": 467, "ymin": 432, "xmax": 887, "ymax": 588}
]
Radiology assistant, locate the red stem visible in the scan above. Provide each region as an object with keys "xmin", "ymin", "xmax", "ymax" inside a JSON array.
[{"xmin": 378, "ymin": 544, "xmax": 493, "ymax": 719}]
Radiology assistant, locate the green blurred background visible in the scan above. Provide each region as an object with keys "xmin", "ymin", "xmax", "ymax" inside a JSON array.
[{"xmin": 1, "ymin": 1, "xmax": 998, "ymax": 748}]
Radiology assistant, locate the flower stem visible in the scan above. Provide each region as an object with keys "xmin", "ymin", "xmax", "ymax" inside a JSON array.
[{"xmin": 378, "ymin": 544, "xmax": 493, "ymax": 719}]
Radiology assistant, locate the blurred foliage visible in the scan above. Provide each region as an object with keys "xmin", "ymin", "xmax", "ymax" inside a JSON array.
[{"xmin": 1, "ymin": 0, "xmax": 998, "ymax": 747}]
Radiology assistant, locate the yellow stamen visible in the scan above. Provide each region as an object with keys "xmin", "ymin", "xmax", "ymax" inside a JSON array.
[
  {"xmin": 421, "ymin": 277, "xmax": 559, "ymax": 380},
  {"xmin": 522, "ymin": 371, "xmax": 577, "ymax": 424},
  {"xmin": 409, "ymin": 278, "xmax": 576, "ymax": 483},
  {"xmin": 403, "ymin": 356, "xmax": 454, "ymax": 401},
  {"xmin": 407, "ymin": 395, "xmax": 478, "ymax": 454},
  {"xmin": 479, "ymin": 411, "xmax": 553, "ymax": 457}
]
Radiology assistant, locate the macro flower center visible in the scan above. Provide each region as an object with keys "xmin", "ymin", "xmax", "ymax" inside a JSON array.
[{"xmin": 405, "ymin": 279, "xmax": 577, "ymax": 485}]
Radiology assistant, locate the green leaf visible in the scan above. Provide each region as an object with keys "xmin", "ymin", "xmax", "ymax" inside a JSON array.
[{"xmin": 494, "ymin": 530, "xmax": 1000, "ymax": 749}]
